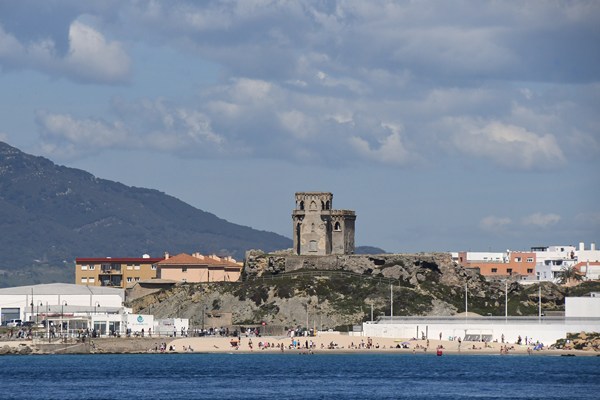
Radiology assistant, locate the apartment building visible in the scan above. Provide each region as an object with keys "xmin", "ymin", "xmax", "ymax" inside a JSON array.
[
  {"xmin": 457, "ymin": 250, "xmax": 536, "ymax": 278},
  {"xmin": 156, "ymin": 252, "xmax": 242, "ymax": 283},
  {"xmin": 75, "ymin": 255, "xmax": 164, "ymax": 288}
]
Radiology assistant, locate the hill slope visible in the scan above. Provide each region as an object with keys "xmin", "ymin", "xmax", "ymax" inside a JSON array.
[{"xmin": 0, "ymin": 141, "xmax": 292, "ymax": 274}]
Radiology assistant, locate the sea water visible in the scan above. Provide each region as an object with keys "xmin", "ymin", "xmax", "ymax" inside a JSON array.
[{"xmin": 1, "ymin": 353, "xmax": 599, "ymax": 399}]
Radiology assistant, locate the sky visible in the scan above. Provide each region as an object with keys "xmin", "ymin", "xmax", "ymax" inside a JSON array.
[{"xmin": 0, "ymin": 0, "xmax": 599, "ymax": 253}]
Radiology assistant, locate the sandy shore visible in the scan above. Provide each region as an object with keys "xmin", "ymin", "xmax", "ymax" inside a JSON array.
[
  {"xmin": 1, "ymin": 334, "xmax": 596, "ymax": 356},
  {"xmin": 166, "ymin": 333, "xmax": 598, "ymax": 356}
]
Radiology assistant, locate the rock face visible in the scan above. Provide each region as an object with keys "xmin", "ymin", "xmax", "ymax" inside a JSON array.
[
  {"xmin": 130, "ymin": 251, "xmax": 556, "ymax": 329},
  {"xmin": 555, "ymin": 332, "xmax": 600, "ymax": 352},
  {"xmin": 0, "ymin": 344, "xmax": 33, "ymax": 355},
  {"xmin": 245, "ymin": 251, "xmax": 482, "ymax": 289},
  {"xmin": 129, "ymin": 252, "xmax": 596, "ymax": 329}
]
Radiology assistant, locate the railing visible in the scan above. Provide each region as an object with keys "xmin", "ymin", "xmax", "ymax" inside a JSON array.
[{"xmin": 368, "ymin": 316, "xmax": 600, "ymax": 324}]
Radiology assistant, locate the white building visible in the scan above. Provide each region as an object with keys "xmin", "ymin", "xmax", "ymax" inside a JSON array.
[
  {"xmin": 0, "ymin": 283, "xmax": 124, "ymax": 325},
  {"xmin": 464, "ymin": 252, "xmax": 507, "ymax": 263},
  {"xmin": 576, "ymin": 242, "xmax": 600, "ymax": 263},
  {"xmin": 361, "ymin": 294, "xmax": 600, "ymax": 344},
  {"xmin": 565, "ymin": 294, "xmax": 600, "ymax": 318},
  {"xmin": 530, "ymin": 242, "xmax": 600, "ymax": 283},
  {"xmin": 0, "ymin": 283, "xmax": 189, "ymax": 338}
]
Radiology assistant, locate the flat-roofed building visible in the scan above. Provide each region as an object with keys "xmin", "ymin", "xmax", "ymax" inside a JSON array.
[
  {"xmin": 458, "ymin": 250, "xmax": 536, "ymax": 278},
  {"xmin": 75, "ymin": 255, "xmax": 164, "ymax": 288},
  {"xmin": 0, "ymin": 283, "xmax": 124, "ymax": 325}
]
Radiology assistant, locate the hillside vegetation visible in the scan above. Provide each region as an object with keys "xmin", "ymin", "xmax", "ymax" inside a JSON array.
[{"xmin": 129, "ymin": 254, "xmax": 600, "ymax": 329}]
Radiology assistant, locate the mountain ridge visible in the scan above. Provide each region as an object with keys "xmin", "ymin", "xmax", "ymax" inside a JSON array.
[{"xmin": 0, "ymin": 141, "xmax": 292, "ymax": 272}]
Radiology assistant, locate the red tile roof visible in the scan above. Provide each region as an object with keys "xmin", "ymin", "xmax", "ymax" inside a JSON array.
[{"xmin": 157, "ymin": 253, "xmax": 241, "ymax": 268}]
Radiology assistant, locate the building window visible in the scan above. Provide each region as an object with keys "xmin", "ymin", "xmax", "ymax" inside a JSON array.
[
  {"xmin": 135, "ymin": 277, "xmax": 140, "ymax": 281},
  {"xmin": 89, "ymin": 265, "xmax": 95, "ymax": 270},
  {"xmin": 81, "ymin": 265, "xmax": 88, "ymax": 270},
  {"xmin": 334, "ymin": 222, "xmax": 341, "ymax": 231},
  {"xmin": 182, "ymin": 267, "xmax": 188, "ymax": 272},
  {"xmin": 507, "ymin": 268, "xmax": 513, "ymax": 275},
  {"xmin": 88, "ymin": 277, "xmax": 95, "ymax": 283},
  {"xmin": 491, "ymin": 268, "xmax": 497, "ymax": 273},
  {"xmin": 81, "ymin": 277, "xmax": 88, "ymax": 283},
  {"xmin": 515, "ymin": 257, "xmax": 522, "ymax": 262},
  {"xmin": 134, "ymin": 265, "xmax": 141, "ymax": 270},
  {"xmin": 526, "ymin": 257, "xmax": 533, "ymax": 262},
  {"xmin": 309, "ymin": 240, "xmax": 317, "ymax": 252},
  {"xmin": 127, "ymin": 265, "xmax": 133, "ymax": 270},
  {"xmin": 151, "ymin": 265, "xmax": 157, "ymax": 270},
  {"xmin": 127, "ymin": 277, "xmax": 132, "ymax": 282},
  {"xmin": 527, "ymin": 268, "xmax": 533, "ymax": 274}
]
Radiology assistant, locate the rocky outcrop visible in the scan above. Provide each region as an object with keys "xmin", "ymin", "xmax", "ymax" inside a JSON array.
[
  {"xmin": 555, "ymin": 332, "xmax": 600, "ymax": 352},
  {"xmin": 0, "ymin": 344, "xmax": 33, "ymax": 355},
  {"xmin": 127, "ymin": 252, "xmax": 591, "ymax": 329}
]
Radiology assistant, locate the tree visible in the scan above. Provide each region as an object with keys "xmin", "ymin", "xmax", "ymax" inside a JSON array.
[{"xmin": 556, "ymin": 265, "xmax": 584, "ymax": 285}]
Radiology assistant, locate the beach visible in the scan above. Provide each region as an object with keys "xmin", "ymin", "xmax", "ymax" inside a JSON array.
[
  {"xmin": 165, "ymin": 333, "xmax": 596, "ymax": 356},
  {"xmin": 1, "ymin": 332, "xmax": 597, "ymax": 356}
]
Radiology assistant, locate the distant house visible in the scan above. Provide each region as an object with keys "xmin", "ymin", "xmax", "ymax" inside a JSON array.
[
  {"xmin": 75, "ymin": 255, "xmax": 164, "ymax": 288},
  {"xmin": 156, "ymin": 252, "xmax": 242, "ymax": 283},
  {"xmin": 456, "ymin": 250, "xmax": 536, "ymax": 278}
]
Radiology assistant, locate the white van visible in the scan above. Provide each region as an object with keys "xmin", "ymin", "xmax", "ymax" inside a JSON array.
[{"xmin": 6, "ymin": 319, "xmax": 22, "ymax": 327}]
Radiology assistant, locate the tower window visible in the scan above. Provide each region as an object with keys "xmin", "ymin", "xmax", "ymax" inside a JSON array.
[
  {"xmin": 309, "ymin": 240, "xmax": 317, "ymax": 252},
  {"xmin": 310, "ymin": 201, "xmax": 317, "ymax": 210},
  {"xmin": 334, "ymin": 222, "xmax": 341, "ymax": 231},
  {"xmin": 325, "ymin": 201, "xmax": 331, "ymax": 210},
  {"xmin": 299, "ymin": 201, "xmax": 304, "ymax": 210}
]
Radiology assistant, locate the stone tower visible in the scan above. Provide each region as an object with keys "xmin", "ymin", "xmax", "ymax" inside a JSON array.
[{"xmin": 292, "ymin": 192, "xmax": 356, "ymax": 256}]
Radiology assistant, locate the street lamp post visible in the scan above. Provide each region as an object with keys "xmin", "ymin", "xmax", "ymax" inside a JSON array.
[
  {"xmin": 390, "ymin": 284, "xmax": 393, "ymax": 321},
  {"xmin": 46, "ymin": 302, "xmax": 50, "ymax": 343},
  {"xmin": 61, "ymin": 301, "xmax": 68, "ymax": 338},
  {"xmin": 505, "ymin": 280, "xmax": 508, "ymax": 322},
  {"xmin": 37, "ymin": 302, "xmax": 43, "ymax": 325},
  {"xmin": 465, "ymin": 283, "xmax": 468, "ymax": 321}
]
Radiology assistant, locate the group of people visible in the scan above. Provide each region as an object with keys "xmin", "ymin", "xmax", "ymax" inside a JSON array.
[{"xmin": 150, "ymin": 342, "xmax": 173, "ymax": 352}]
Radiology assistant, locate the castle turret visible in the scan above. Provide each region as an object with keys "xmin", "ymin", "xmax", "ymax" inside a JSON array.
[{"xmin": 292, "ymin": 192, "xmax": 356, "ymax": 255}]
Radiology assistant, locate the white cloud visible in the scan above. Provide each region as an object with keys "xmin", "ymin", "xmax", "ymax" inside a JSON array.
[
  {"xmin": 65, "ymin": 21, "xmax": 130, "ymax": 83},
  {"xmin": 449, "ymin": 119, "xmax": 566, "ymax": 170},
  {"xmin": 35, "ymin": 100, "xmax": 226, "ymax": 158},
  {"xmin": 278, "ymin": 110, "xmax": 316, "ymax": 140},
  {"xmin": 0, "ymin": 20, "xmax": 130, "ymax": 83},
  {"xmin": 350, "ymin": 123, "xmax": 411, "ymax": 165},
  {"xmin": 521, "ymin": 213, "xmax": 561, "ymax": 228},
  {"xmin": 479, "ymin": 216, "xmax": 512, "ymax": 232},
  {"xmin": 37, "ymin": 112, "xmax": 127, "ymax": 147}
]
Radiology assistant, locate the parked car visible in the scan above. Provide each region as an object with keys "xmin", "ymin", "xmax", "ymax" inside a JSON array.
[{"xmin": 6, "ymin": 319, "xmax": 22, "ymax": 327}]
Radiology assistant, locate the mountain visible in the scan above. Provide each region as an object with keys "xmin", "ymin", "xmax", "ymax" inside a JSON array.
[{"xmin": 0, "ymin": 141, "xmax": 292, "ymax": 273}]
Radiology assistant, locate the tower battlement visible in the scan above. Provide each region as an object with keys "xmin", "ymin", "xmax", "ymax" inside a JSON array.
[{"xmin": 292, "ymin": 192, "xmax": 356, "ymax": 255}]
